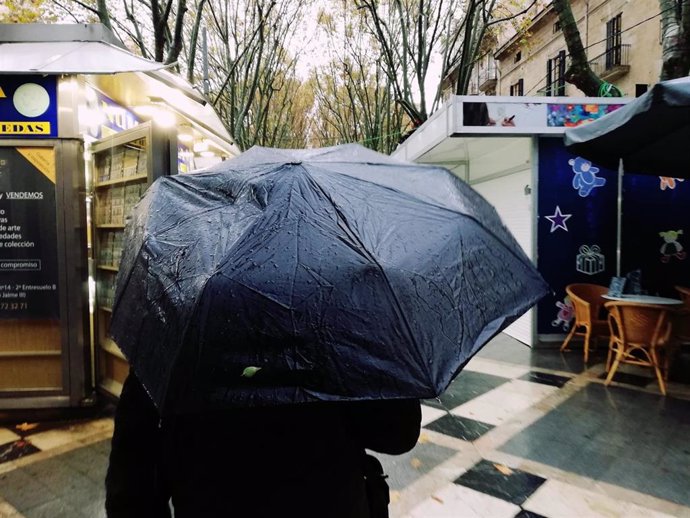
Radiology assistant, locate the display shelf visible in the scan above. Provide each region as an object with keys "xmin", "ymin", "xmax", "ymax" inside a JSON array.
[
  {"xmin": 94, "ymin": 173, "xmax": 148, "ymax": 188},
  {"xmin": 90, "ymin": 121, "xmax": 175, "ymax": 398},
  {"xmin": 101, "ymin": 337, "xmax": 126, "ymax": 360},
  {"xmin": 97, "ymin": 265, "xmax": 119, "ymax": 272}
]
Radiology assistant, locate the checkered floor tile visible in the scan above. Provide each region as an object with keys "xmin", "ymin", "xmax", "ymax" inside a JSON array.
[{"xmin": 1, "ymin": 335, "xmax": 689, "ymax": 518}]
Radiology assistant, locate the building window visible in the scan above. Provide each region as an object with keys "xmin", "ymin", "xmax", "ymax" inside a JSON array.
[
  {"xmin": 553, "ymin": 20, "xmax": 562, "ymax": 33},
  {"xmin": 545, "ymin": 50, "xmax": 566, "ymax": 96},
  {"xmin": 514, "ymin": 51, "xmax": 522, "ymax": 63},
  {"xmin": 606, "ymin": 14, "xmax": 622, "ymax": 69},
  {"xmin": 510, "ymin": 79, "xmax": 524, "ymax": 96},
  {"xmin": 635, "ymin": 84, "xmax": 649, "ymax": 97}
]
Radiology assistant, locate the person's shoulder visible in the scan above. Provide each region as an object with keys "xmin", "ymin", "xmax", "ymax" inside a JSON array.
[{"xmin": 342, "ymin": 399, "xmax": 422, "ymax": 454}]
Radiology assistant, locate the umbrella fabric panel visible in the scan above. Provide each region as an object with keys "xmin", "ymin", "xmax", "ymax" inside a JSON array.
[
  {"xmin": 306, "ymin": 159, "xmax": 526, "ymax": 258},
  {"xmin": 112, "ymin": 171, "xmax": 266, "ymax": 407},
  {"xmin": 111, "ymin": 145, "xmax": 548, "ymax": 412},
  {"xmin": 303, "ymin": 161, "xmax": 542, "ymax": 366}
]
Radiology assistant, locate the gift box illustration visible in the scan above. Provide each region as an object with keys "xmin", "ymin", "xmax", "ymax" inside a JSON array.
[{"xmin": 576, "ymin": 244, "xmax": 605, "ymax": 275}]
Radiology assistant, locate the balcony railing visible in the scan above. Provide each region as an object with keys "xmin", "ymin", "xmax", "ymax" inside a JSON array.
[
  {"xmin": 589, "ymin": 43, "xmax": 631, "ymax": 81},
  {"xmin": 534, "ymin": 43, "xmax": 630, "ymax": 96},
  {"xmin": 478, "ymin": 64, "xmax": 497, "ymax": 93}
]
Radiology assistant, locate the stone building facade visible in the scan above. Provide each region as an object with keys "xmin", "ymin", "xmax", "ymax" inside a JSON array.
[{"xmin": 469, "ymin": 0, "xmax": 664, "ymax": 98}]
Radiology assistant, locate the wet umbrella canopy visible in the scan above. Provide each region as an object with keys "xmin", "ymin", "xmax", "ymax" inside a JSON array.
[{"xmin": 111, "ymin": 144, "xmax": 548, "ymax": 413}]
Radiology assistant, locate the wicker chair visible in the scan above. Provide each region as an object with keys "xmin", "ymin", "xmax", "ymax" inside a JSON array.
[
  {"xmin": 676, "ymin": 285, "xmax": 690, "ymax": 307},
  {"xmin": 604, "ymin": 301, "xmax": 673, "ymax": 395},
  {"xmin": 669, "ymin": 286, "xmax": 690, "ymax": 375},
  {"xmin": 560, "ymin": 283, "xmax": 609, "ymax": 363}
]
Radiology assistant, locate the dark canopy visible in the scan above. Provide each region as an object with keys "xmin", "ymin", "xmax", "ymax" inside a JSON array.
[{"xmin": 564, "ymin": 77, "xmax": 690, "ymax": 178}]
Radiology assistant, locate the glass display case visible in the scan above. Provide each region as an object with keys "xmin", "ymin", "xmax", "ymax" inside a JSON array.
[{"xmin": 90, "ymin": 122, "xmax": 175, "ymax": 398}]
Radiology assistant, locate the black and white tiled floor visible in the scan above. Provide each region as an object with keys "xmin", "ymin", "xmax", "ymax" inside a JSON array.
[
  {"xmin": 1, "ymin": 333, "xmax": 690, "ymax": 518},
  {"xmin": 379, "ymin": 335, "xmax": 690, "ymax": 518}
]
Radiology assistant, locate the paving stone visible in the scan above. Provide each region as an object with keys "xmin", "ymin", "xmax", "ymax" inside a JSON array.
[
  {"xmin": 454, "ymin": 459, "xmax": 546, "ymax": 506},
  {"xmin": 424, "ymin": 414, "xmax": 494, "ymax": 442},
  {"xmin": 376, "ymin": 441, "xmax": 457, "ymax": 491},
  {"xmin": 0, "ymin": 469, "xmax": 57, "ymax": 511}
]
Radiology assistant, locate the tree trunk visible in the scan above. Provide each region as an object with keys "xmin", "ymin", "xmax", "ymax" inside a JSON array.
[
  {"xmin": 165, "ymin": 0, "xmax": 188, "ymax": 65},
  {"xmin": 96, "ymin": 0, "xmax": 112, "ymax": 29},
  {"xmin": 454, "ymin": 0, "xmax": 479, "ymax": 95},
  {"xmin": 659, "ymin": 0, "xmax": 690, "ymax": 80},
  {"xmin": 186, "ymin": 0, "xmax": 208, "ymax": 83},
  {"xmin": 552, "ymin": 0, "xmax": 609, "ymax": 96}
]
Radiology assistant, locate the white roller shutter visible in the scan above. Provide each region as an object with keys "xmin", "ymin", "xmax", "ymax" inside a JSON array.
[{"xmin": 472, "ymin": 169, "xmax": 535, "ymax": 346}]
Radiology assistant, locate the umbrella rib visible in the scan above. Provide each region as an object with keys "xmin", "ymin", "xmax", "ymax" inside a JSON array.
[
  {"xmin": 220, "ymin": 277, "xmax": 293, "ymax": 310},
  {"xmin": 281, "ymin": 166, "xmax": 305, "ymax": 337}
]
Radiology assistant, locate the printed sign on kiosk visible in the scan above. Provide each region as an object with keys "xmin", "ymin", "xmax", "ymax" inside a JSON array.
[
  {"xmin": 0, "ymin": 147, "xmax": 60, "ymax": 318},
  {"xmin": 0, "ymin": 76, "xmax": 58, "ymax": 138}
]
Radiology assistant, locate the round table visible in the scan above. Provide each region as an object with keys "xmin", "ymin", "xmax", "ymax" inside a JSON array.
[{"xmin": 602, "ymin": 294, "xmax": 684, "ymax": 305}]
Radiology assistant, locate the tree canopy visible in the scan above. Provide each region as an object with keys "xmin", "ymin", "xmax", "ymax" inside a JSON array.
[{"xmin": 5, "ymin": 0, "xmax": 683, "ymax": 150}]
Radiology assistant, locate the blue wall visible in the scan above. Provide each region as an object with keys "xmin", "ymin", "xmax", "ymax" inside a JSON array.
[
  {"xmin": 537, "ymin": 137, "xmax": 618, "ymax": 335},
  {"xmin": 537, "ymin": 137, "xmax": 690, "ymax": 335},
  {"xmin": 621, "ymin": 174, "xmax": 690, "ymax": 297}
]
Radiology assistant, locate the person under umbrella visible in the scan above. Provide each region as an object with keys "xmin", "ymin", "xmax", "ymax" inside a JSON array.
[
  {"xmin": 105, "ymin": 144, "xmax": 548, "ymax": 517},
  {"xmin": 106, "ymin": 371, "xmax": 420, "ymax": 518}
]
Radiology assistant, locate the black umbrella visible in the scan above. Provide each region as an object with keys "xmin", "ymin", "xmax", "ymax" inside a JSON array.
[
  {"xmin": 110, "ymin": 144, "xmax": 548, "ymax": 413},
  {"xmin": 564, "ymin": 76, "xmax": 690, "ymax": 178}
]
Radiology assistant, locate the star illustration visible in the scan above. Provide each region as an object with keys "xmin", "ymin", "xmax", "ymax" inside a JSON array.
[{"xmin": 545, "ymin": 205, "xmax": 571, "ymax": 233}]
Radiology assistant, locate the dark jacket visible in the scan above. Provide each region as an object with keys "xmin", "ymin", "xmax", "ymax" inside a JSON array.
[{"xmin": 106, "ymin": 373, "xmax": 421, "ymax": 518}]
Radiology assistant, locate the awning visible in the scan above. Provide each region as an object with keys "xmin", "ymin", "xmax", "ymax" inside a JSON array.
[
  {"xmin": 0, "ymin": 23, "xmax": 167, "ymax": 75},
  {"xmin": 87, "ymin": 71, "xmax": 237, "ymax": 153},
  {"xmin": 0, "ymin": 23, "xmax": 238, "ymax": 155},
  {"xmin": 0, "ymin": 41, "xmax": 168, "ymax": 74}
]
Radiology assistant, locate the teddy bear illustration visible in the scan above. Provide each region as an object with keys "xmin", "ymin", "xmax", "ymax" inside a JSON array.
[
  {"xmin": 569, "ymin": 157, "xmax": 606, "ymax": 197},
  {"xmin": 551, "ymin": 295, "xmax": 574, "ymax": 331},
  {"xmin": 659, "ymin": 229, "xmax": 686, "ymax": 262},
  {"xmin": 659, "ymin": 177, "xmax": 684, "ymax": 190}
]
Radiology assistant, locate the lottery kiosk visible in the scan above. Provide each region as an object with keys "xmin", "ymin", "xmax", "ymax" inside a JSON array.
[{"xmin": 0, "ymin": 23, "xmax": 239, "ymax": 409}]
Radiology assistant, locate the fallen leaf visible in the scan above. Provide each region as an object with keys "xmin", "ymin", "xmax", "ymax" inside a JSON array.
[
  {"xmin": 241, "ymin": 366, "xmax": 262, "ymax": 378},
  {"xmin": 389, "ymin": 490, "xmax": 401, "ymax": 503},
  {"xmin": 410, "ymin": 457, "xmax": 422, "ymax": 469},
  {"xmin": 494, "ymin": 463, "xmax": 513, "ymax": 476},
  {"xmin": 418, "ymin": 432, "xmax": 429, "ymax": 444},
  {"xmin": 15, "ymin": 422, "xmax": 38, "ymax": 432},
  {"xmin": 431, "ymin": 495, "xmax": 444, "ymax": 504}
]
